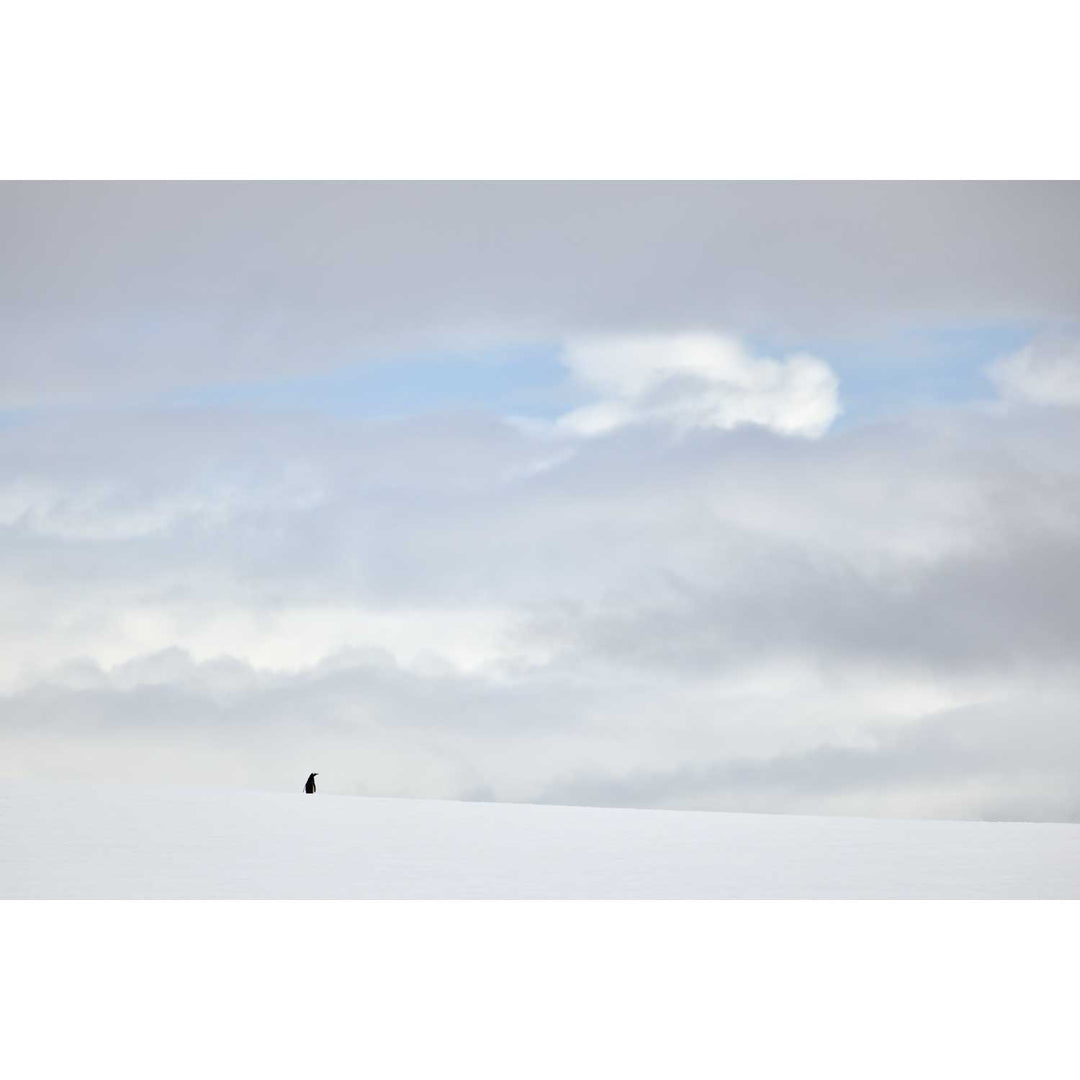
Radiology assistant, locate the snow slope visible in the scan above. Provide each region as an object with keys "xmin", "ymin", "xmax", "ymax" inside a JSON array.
[{"xmin": 1, "ymin": 779, "xmax": 1078, "ymax": 898}]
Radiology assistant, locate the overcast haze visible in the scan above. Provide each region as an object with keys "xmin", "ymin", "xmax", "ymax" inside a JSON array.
[{"xmin": 3, "ymin": 181, "xmax": 1080, "ymax": 821}]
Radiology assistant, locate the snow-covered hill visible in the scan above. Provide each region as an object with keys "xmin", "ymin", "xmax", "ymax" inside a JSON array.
[{"xmin": 1, "ymin": 779, "xmax": 1077, "ymax": 898}]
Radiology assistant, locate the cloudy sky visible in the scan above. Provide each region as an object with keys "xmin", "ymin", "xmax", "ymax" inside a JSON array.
[{"xmin": 3, "ymin": 181, "xmax": 1080, "ymax": 821}]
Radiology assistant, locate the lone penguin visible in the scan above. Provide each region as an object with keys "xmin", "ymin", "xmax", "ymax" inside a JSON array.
[{"xmin": 305, "ymin": 772, "xmax": 318, "ymax": 794}]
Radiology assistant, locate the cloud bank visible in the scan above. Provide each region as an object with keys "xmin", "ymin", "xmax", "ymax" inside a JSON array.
[
  {"xmin": 3, "ymin": 181, "xmax": 1079, "ymax": 406},
  {"xmin": 2, "ymin": 332, "xmax": 1079, "ymax": 821}
]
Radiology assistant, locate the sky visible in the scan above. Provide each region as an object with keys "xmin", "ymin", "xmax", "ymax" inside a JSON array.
[{"xmin": 3, "ymin": 181, "xmax": 1080, "ymax": 821}]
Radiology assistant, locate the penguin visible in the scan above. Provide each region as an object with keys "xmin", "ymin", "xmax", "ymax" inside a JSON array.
[{"xmin": 305, "ymin": 772, "xmax": 318, "ymax": 794}]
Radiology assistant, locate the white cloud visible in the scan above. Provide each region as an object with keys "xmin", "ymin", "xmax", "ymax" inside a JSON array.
[
  {"xmin": 987, "ymin": 333, "xmax": 1080, "ymax": 406},
  {"xmin": 3, "ymin": 395, "xmax": 1080, "ymax": 819},
  {"xmin": 555, "ymin": 333, "xmax": 841, "ymax": 438}
]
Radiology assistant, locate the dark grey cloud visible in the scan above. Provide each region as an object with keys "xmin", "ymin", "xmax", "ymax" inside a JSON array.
[
  {"xmin": 537, "ymin": 692, "xmax": 1080, "ymax": 823},
  {"xmin": 3, "ymin": 181, "xmax": 1079, "ymax": 404}
]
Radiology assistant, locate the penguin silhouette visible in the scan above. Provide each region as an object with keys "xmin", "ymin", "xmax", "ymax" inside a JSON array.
[{"xmin": 305, "ymin": 772, "xmax": 318, "ymax": 794}]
